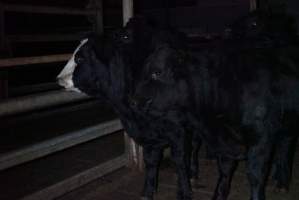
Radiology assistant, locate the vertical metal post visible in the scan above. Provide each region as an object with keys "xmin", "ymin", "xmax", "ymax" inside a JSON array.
[
  {"xmin": 163, "ymin": 0, "xmax": 171, "ymax": 27},
  {"xmin": 250, "ymin": 0, "xmax": 257, "ymax": 11},
  {"xmin": 0, "ymin": 2, "xmax": 8, "ymax": 99},
  {"xmin": 86, "ymin": 0, "xmax": 103, "ymax": 34},
  {"xmin": 94, "ymin": 0, "xmax": 103, "ymax": 34},
  {"xmin": 0, "ymin": 2, "xmax": 4, "ymax": 51},
  {"xmin": 122, "ymin": 0, "xmax": 134, "ymax": 26},
  {"xmin": 122, "ymin": 0, "xmax": 144, "ymax": 171}
]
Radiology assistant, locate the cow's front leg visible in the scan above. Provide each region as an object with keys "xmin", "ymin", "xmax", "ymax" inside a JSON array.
[
  {"xmin": 141, "ymin": 145, "xmax": 163, "ymax": 200},
  {"xmin": 171, "ymin": 139, "xmax": 193, "ymax": 200},
  {"xmin": 190, "ymin": 134, "xmax": 202, "ymax": 181},
  {"xmin": 212, "ymin": 156, "xmax": 237, "ymax": 200}
]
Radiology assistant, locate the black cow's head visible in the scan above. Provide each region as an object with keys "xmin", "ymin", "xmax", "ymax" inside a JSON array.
[
  {"xmin": 57, "ymin": 38, "xmax": 89, "ymax": 93},
  {"xmin": 130, "ymin": 45, "xmax": 190, "ymax": 117},
  {"xmin": 56, "ymin": 18, "xmax": 156, "ymax": 99},
  {"xmin": 226, "ymin": 11, "xmax": 298, "ymax": 47},
  {"xmin": 57, "ymin": 34, "xmax": 118, "ymax": 97}
]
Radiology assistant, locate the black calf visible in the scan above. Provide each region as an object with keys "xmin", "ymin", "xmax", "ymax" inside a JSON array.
[
  {"xmin": 57, "ymin": 17, "xmax": 194, "ymax": 200},
  {"xmin": 132, "ymin": 40, "xmax": 299, "ymax": 200}
]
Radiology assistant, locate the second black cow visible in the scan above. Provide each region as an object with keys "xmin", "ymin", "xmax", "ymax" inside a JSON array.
[{"xmin": 132, "ymin": 13, "xmax": 299, "ymax": 200}]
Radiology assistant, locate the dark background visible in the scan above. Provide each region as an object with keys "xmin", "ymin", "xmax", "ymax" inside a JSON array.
[{"xmin": 0, "ymin": 0, "xmax": 298, "ymax": 98}]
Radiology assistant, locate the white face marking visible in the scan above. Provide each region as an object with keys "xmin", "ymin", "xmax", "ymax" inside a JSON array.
[{"xmin": 57, "ymin": 38, "xmax": 89, "ymax": 92}]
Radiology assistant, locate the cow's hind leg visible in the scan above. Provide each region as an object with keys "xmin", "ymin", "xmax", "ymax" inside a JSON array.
[
  {"xmin": 271, "ymin": 134, "xmax": 297, "ymax": 192},
  {"xmin": 190, "ymin": 135, "xmax": 202, "ymax": 182},
  {"xmin": 212, "ymin": 157, "xmax": 237, "ymax": 200},
  {"xmin": 141, "ymin": 146, "xmax": 163, "ymax": 200},
  {"xmin": 247, "ymin": 134, "xmax": 273, "ymax": 200}
]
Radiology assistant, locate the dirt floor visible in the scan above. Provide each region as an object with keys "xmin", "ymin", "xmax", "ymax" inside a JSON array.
[{"xmin": 57, "ymin": 150, "xmax": 299, "ymax": 200}]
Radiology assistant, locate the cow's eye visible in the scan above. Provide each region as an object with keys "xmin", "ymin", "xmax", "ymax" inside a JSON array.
[
  {"xmin": 251, "ymin": 22, "xmax": 257, "ymax": 28},
  {"xmin": 123, "ymin": 34, "xmax": 129, "ymax": 40},
  {"xmin": 75, "ymin": 57, "xmax": 84, "ymax": 64},
  {"xmin": 151, "ymin": 71, "xmax": 162, "ymax": 80}
]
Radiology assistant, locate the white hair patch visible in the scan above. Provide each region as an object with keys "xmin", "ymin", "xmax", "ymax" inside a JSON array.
[{"xmin": 57, "ymin": 38, "xmax": 88, "ymax": 92}]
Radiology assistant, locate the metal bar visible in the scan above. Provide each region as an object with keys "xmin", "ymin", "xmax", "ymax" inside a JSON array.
[
  {"xmin": 122, "ymin": 0, "xmax": 143, "ymax": 170},
  {"xmin": 0, "ymin": 119, "xmax": 123, "ymax": 171},
  {"xmin": 0, "ymin": 73, "xmax": 8, "ymax": 99},
  {"xmin": 4, "ymin": 4, "xmax": 92, "ymax": 16},
  {"xmin": 122, "ymin": 0, "xmax": 134, "ymax": 26},
  {"xmin": 8, "ymin": 34, "xmax": 82, "ymax": 43},
  {"xmin": 9, "ymin": 82, "xmax": 60, "ymax": 96},
  {"xmin": 21, "ymin": 155, "xmax": 128, "ymax": 200},
  {"xmin": 0, "ymin": 3, "xmax": 8, "ymax": 99},
  {"xmin": 0, "ymin": 90, "xmax": 90, "ymax": 117},
  {"xmin": 0, "ymin": 2, "xmax": 5, "ymax": 50},
  {"xmin": 250, "ymin": 0, "xmax": 257, "ymax": 11},
  {"xmin": 2, "ymin": 100, "xmax": 100, "ymax": 125},
  {"xmin": 95, "ymin": 0, "xmax": 104, "ymax": 34},
  {"xmin": 0, "ymin": 53, "xmax": 72, "ymax": 68}
]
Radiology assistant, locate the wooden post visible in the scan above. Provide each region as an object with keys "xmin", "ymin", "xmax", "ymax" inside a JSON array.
[{"xmin": 122, "ymin": 0, "xmax": 144, "ymax": 171}]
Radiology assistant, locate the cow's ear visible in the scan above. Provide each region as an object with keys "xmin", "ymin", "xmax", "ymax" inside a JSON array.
[
  {"xmin": 171, "ymin": 50, "xmax": 187, "ymax": 69},
  {"xmin": 168, "ymin": 51, "xmax": 184, "ymax": 77},
  {"xmin": 173, "ymin": 50, "xmax": 191, "ymax": 77},
  {"xmin": 177, "ymin": 50, "xmax": 187, "ymax": 65}
]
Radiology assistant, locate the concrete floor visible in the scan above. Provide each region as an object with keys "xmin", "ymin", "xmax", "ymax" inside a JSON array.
[
  {"xmin": 1, "ymin": 100, "xmax": 297, "ymax": 200},
  {"xmin": 57, "ymin": 150, "xmax": 299, "ymax": 200}
]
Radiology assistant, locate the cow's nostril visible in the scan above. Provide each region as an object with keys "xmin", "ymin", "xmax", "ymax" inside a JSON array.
[
  {"xmin": 129, "ymin": 96, "xmax": 152, "ymax": 110},
  {"xmin": 129, "ymin": 97, "xmax": 138, "ymax": 108},
  {"xmin": 145, "ymin": 98, "xmax": 153, "ymax": 107},
  {"xmin": 57, "ymin": 77, "xmax": 66, "ymax": 87}
]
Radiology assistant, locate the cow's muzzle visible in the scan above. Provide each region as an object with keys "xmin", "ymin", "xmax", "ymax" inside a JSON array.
[{"xmin": 129, "ymin": 95, "xmax": 153, "ymax": 112}]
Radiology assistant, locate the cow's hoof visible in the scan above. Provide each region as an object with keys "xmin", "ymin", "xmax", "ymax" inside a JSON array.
[
  {"xmin": 273, "ymin": 186, "xmax": 288, "ymax": 193},
  {"xmin": 177, "ymin": 192, "xmax": 192, "ymax": 200},
  {"xmin": 177, "ymin": 197, "xmax": 192, "ymax": 200},
  {"xmin": 141, "ymin": 196, "xmax": 153, "ymax": 200},
  {"xmin": 271, "ymin": 181, "xmax": 289, "ymax": 193},
  {"xmin": 190, "ymin": 179, "xmax": 205, "ymax": 189},
  {"xmin": 190, "ymin": 177, "xmax": 198, "ymax": 184}
]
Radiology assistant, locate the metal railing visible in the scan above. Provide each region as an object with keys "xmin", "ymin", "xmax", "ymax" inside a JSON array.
[{"xmin": 0, "ymin": 2, "xmax": 130, "ymax": 199}]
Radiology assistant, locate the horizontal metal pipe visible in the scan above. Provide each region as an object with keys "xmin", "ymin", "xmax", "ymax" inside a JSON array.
[
  {"xmin": 0, "ymin": 90, "xmax": 91, "ymax": 117},
  {"xmin": 0, "ymin": 119, "xmax": 123, "ymax": 171},
  {"xmin": 10, "ymin": 82, "xmax": 60, "ymax": 96},
  {"xmin": 4, "ymin": 4, "xmax": 93, "ymax": 16},
  {"xmin": 0, "ymin": 54, "xmax": 72, "ymax": 68},
  {"xmin": 8, "ymin": 34, "xmax": 82, "ymax": 43},
  {"xmin": 21, "ymin": 155, "xmax": 128, "ymax": 200}
]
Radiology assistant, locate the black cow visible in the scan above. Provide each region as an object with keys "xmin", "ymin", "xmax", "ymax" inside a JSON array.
[
  {"xmin": 226, "ymin": 10, "xmax": 299, "ymax": 191},
  {"xmin": 226, "ymin": 10, "xmax": 298, "ymax": 47},
  {"xmin": 131, "ymin": 22, "xmax": 299, "ymax": 200},
  {"xmin": 57, "ymin": 17, "xmax": 194, "ymax": 200}
]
